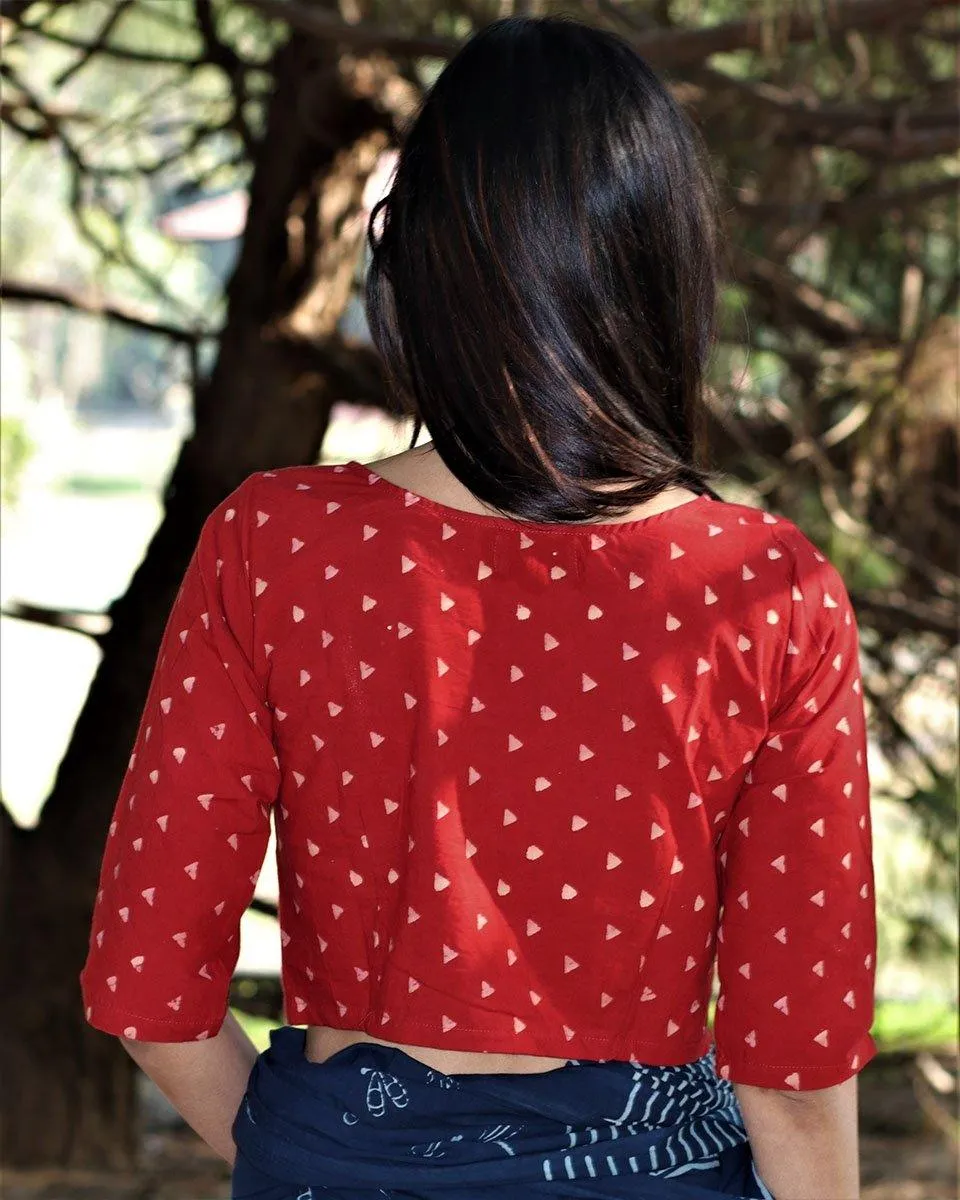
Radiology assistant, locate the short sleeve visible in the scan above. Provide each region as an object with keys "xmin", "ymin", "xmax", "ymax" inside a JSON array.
[
  {"xmin": 80, "ymin": 475, "xmax": 280, "ymax": 1042},
  {"xmin": 713, "ymin": 526, "xmax": 878, "ymax": 1091}
]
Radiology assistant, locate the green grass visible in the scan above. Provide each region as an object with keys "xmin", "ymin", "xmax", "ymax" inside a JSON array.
[
  {"xmin": 233, "ymin": 1009, "xmax": 278, "ymax": 1053},
  {"xmin": 60, "ymin": 474, "xmax": 148, "ymax": 495},
  {"xmin": 233, "ymin": 999, "xmax": 958, "ymax": 1058},
  {"xmin": 872, "ymin": 998, "xmax": 958, "ymax": 1051}
]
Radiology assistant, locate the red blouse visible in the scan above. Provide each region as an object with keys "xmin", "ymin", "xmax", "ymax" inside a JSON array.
[{"xmin": 80, "ymin": 460, "xmax": 878, "ymax": 1091}]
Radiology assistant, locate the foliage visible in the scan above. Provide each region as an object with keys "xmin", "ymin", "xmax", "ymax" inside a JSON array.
[
  {"xmin": 0, "ymin": 0, "xmax": 956, "ymax": 991},
  {"xmin": 0, "ymin": 414, "xmax": 35, "ymax": 509}
]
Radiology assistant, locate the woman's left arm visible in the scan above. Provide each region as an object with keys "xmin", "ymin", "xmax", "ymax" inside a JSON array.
[
  {"xmin": 121, "ymin": 1009, "xmax": 258, "ymax": 1165},
  {"xmin": 79, "ymin": 475, "xmax": 281, "ymax": 1163}
]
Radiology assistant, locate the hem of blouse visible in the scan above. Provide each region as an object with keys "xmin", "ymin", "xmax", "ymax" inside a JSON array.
[
  {"xmin": 715, "ymin": 1030, "xmax": 878, "ymax": 1090},
  {"xmin": 286, "ymin": 1012, "xmax": 714, "ymax": 1065},
  {"xmin": 83, "ymin": 1001, "xmax": 228, "ymax": 1042}
]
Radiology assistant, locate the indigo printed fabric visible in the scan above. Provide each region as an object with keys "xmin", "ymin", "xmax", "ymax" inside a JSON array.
[{"xmin": 231, "ymin": 1026, "xmax": 778, "ymax": 1199}]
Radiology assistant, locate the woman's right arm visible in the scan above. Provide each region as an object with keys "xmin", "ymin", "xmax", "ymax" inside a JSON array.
[
  {"xmin": 734, "ymin": 1076, "xmax": 861, "ymax": 1200},
  {"xmin": 711, "ymin": 525, "xmax": 879, "ymax": 1192}
]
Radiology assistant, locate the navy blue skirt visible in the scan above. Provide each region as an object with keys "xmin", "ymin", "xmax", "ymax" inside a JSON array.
[{"xmin": 231, "ymin": 1026, "xmax": 776, "ymax": 1199}]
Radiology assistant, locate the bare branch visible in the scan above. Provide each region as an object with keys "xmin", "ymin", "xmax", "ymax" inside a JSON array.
[
  {"xmin": 0, "ymin": 94, "xmax": 100, "ymax": 138},
  {"xmin": 193, "ymin": 0, "xmax": 257, "ymax": 154},
  {"xmin": 824, "ymin": 126, "xmax": 959, "ymax": 161},
  {"xmin": 0, "ymin": 602, "xmax": 110, "ymax": 640},
  {"xmin": 53, "ymin": 0, "xmax": 135, "ymax": 88},
  {"xmin": 687, "ymin": 64, "xmax": 957, "ymax": 132},
  {"xmin": 240, "ymin": 0, "xmax": 956, "ymax": 64},
  {"xmin": 285, "ymin": 329, "xmax": 386, "ymax": 407},
  {"xmin": 629, "ymin": 0, "xmax": 955, "ymax": 65},
  {"xmin": 580, "ymin": 0, "xmax": 660, "ymax": 33},
  {"xmin": 0, "ymin": 280, "xmax": 385, "ymax": 410},
  {"xmin": 850, "ymin": 589, "xmax": 958, "ymax": 639},
  {"xmin": 679, "ymin": 64, "xmax": 957, "ymax": 162},
  {"xmin": 4, "ymin": 16, "xmax": 200, "ymax": 66},
  {"xmin": 0, "ymin": 279, "xmax": 211, "ymax": 344},
  {"xmin": 1, "ymin": 60, "xmax": 217, "ymax": 324},
  {"xmin": 733, "ymin": 177, "xmax": 959, "ymax": 223},
  {"xmin": 919, "ymin": 25, "xmax": 960, "ymax": 43},
  {"xmin": 767, "ymin": 394, "xmax": 960, "ymax": 602},
  {"xmin": 237, "ymin": 0, "xmax": 459, "ymax": 58},
  {"xmin": 730, "ymin": 248, "xmax": 895, "ymax": 347}
]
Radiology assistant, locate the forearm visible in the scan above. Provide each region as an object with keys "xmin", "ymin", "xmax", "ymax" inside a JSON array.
[
  {"xmin": 734, "ymin": 1075, "xmax": 860, "ymax": 1200},
  {"xmin": 120, "ymin": 1009, "xmax": 259, "ymax": 1166}
]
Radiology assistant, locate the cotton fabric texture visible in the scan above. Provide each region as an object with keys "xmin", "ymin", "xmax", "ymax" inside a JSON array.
[
  {"xmin": 230, "ymin": 1025, "xmax": 778, "ymax": 1200},
  {"xmin": 80, "ymin": 460, "xmax": 878, "ymax": 1092}
]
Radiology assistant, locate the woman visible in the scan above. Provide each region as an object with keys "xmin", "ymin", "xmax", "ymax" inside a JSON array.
[{"xmin": 80, "ymin": 15, "xmax": 877, "ymax": 1200}]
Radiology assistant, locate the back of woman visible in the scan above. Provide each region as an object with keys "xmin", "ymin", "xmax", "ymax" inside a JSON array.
[{"xmin": 79, "ymin": 15, "xmax": 877, "ymax": 1200}]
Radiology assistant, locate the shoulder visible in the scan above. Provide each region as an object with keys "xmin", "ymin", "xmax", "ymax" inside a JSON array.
[
  {"xmin": 211, "ymin": 464, "xmax": 356, "ymax": 538},
  {"xmin": 223, "ymin": 463, "xmax": 350, "ymax": 512},
  {"xmin": 698, "ymin": 495, "xmax": 837, "ymax": 585},
  {"xmin": 767, "ymin": 516, "xmax": 853, "ymax": 619},
  {"xmin": 702, "ymin": 496, "xmax": 855, "ymax": 654},
  {"xmin": 759, "ymin": 514, "xmax": 858, "ymax": 663},
  {"xmin": 713, "ymin": 496, "xmax": 848, "ymax": 597},
  {"xmin": 209, "ymin": 464, "xmax": 372, "ymax": 587}
]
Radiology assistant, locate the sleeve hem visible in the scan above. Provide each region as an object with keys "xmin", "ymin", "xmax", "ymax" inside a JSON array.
[
  {"xmin": 715, "ymin": 1031, "xmax": 878, "ymax": 1091},
  {"xmin": 83, "ymin": 999, "xmax": 228, "ymax": 1043}
]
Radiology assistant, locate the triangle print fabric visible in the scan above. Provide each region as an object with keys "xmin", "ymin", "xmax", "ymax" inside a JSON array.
[{"xmin": 80, "ymin": 461, "xmax": 878, "ymax": 1093}]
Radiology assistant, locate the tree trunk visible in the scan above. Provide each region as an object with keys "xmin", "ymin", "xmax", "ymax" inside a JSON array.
[{"xmin": 0, "ymin": 31, "xmax": 390, "ymax": 1169}]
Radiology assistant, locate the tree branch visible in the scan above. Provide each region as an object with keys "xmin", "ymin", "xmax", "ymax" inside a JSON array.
[
  {"xmin": 680, "ymin": 63, "xmax": 957, "ymax": 163},
  {"xmin": 282, "ymin": 329, "xmax": 387, "ymax": 407},
  {"xmin": 4, "ymin": 17, "xmax": 201, "ymax": 66},
  {"xmin": 52, "ymin": 0, "xmax": 135, "ymax": 88},
  {"xmin": 0, "ymin": 281, "xmax": 386, "ymax": 409},
  {"xmin": 0, "ymin": 94, "xmax": 100, "ymax": 138},
  {"xmin": 193, "ymin": 0, "xmax": 257, "ymax": 154},
  {"xmin": 629, "ymin": 0, "xmax": 955, "ymax": 65},
  {"xmin": 818, "ymin": 126, "xmax": 959, "ymax": 161},
  {"xmin": 0, "ymin": 602, "xmax": 110, "ymax": 640},
  {"xmin": 850, "ymin": 589, "xmax": 958, "ymax": 639},
  {"xmin": 730, "ymin": 248, "xmax": 895, "ymax": 346},
  {"xmin": 238, "ymin": 0, "xmax": 956, "ymax": 64},
  {"xmin": 0, "ymin": 279, "xmax": 211, "ymax": 344},
  {"xmin": 733, "ymin": 176, "xmax": 959, "ymax": 223},
  {"xmin": 687, "ymin": 62, "xmax": 957, "ymax": 132},
  {"xmin": 2, "ymin": 57, "xmax": 215, "ymax": 325},
  {"xmin": 238, "ymin": 0, "xmax": 460, "ymax": 58}
]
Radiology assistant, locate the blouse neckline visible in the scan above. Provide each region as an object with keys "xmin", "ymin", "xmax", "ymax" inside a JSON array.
[{"xmin": 344, "ymin": 460, "xmax": 712, "ymax": 534}]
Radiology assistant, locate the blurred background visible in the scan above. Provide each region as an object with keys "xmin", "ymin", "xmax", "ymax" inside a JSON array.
[{"xmin": 0, "ymin": 0, "xmax": 956, "ymax": 1196}]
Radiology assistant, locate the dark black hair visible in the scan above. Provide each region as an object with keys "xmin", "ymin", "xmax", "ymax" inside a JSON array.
[{"xmin": 366, "ymin": 15, "xmax": 725, "ymax": 523}]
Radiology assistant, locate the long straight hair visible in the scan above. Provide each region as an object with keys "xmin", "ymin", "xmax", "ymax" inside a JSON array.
[{"xmin": 366, "ymin": 15, "xmax": 725, "ymax": 523}]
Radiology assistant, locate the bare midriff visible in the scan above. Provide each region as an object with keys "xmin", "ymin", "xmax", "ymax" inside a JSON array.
[{"xmin": 304, "ymin": 1025, "xmax": 571, "ymax": 1075}]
